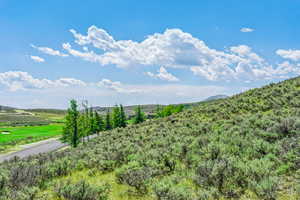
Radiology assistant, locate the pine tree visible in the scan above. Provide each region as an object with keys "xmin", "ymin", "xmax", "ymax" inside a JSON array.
[
  {"xmin": 77, "ymin": 114, "xmax": 86, "ymax": 142},
  {"xmin": 134, "ymin": 105, "xmax": 145, "ymax": 124},
  {"xmin": 61, "ymin": 113, "xmax": 71, "ymax": 143},
  {"xmin": 155, "ymin": 104, "xmax": 162, "ymax": 118},
  {"xmin": 82, "ymin": 102, "xmax": 90, "ymax": 142},
  {"xmin": 119, "ymin": 104, "xmax": 127, "ymax": 128},
  {"xmin": 89, "ymin": 107, "xmax": 97, "ymax": 135},
  {"xmin": 105, "ymin": 111, "xmax": 112, "ymax": 130},
  {"xmin": 174, "ymin": 104, "xmax": 184, "ymax": 113},
  {"xmin": 112, "ymin": 105, "xmax": 121, "ymax": 128},
  {"xmin": 95, "ymin": 111, "xmax": 104, "ymax": 134},
  {"xmin": 62, "ymin": 99, "xmax": 79, "ymax": 148}
]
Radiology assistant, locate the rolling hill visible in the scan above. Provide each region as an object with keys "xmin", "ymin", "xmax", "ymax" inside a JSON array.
[
  {"xmin": 0, "ymin": 105, "xmax": 16, "ymax": 112},
  {"xmin": 92, "ymin": 104, "xmax": 160, "ymax": 118},
  {"xmin": 204, "ymin": 94, "xmax": 228, "ymax": 101},
  {"xmin": 0, "ymin": 94, "xmax": 228, "ymax": 123},
  {"xmin": 92, "ymin": 95, "xmax": 229, "ymax": 118},
  {"xmin": 0, "ymin": 78, "xmax": 300, "ymax": 199}
]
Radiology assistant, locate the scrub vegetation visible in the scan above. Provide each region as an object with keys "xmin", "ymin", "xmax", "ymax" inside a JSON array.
[{"xmin": 0, "ymin": 77, "xmax": 299, "ymax": 199}]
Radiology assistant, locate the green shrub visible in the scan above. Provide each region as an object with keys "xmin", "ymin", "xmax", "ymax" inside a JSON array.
[
  {"xmin": 55, "ymin": 179, "xmax": 110, "ymax": 200},
  {"xmin": 270, "ymin": 117, "xmax": 300, "ymax": 137},
  {"xmin": 0, "ymin": 171, "xmax": 8, "ymax": 197},
  {"xmin": 116, "ymin": 161, "xmax": 152, "ymax": 194},
  {"xmin": 7, "ymin": 187, "xmax": 39, "ymax": 200},
  {"xmin": 196, "ymin": 188, "xmax": 220, "ymax": 200},
  {"xmin": 153, "ymin": 180, "xmax": 193, "ymax": 200},
  {"xmin": 250, "ymin": 177, "xmax": 278, "ymax": 200},
  {"xmin": 194, "ymin": 158, "xmax": 239, "ymax": 195}
]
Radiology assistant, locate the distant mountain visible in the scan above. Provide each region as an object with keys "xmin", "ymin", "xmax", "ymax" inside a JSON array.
[
  {"xmin": 204, "ymin": 94, "xmax": 228, "ymax": 101},
  {"xmin": 0, "ymin": 105, "xmax": 16, "ymax": 112},
  {"xmin": 90, "ymin": 96, "xmax": 229, "ymax": 117},
  {"xmin": 1, "ymin": 94, "xmax": 228, "ymax": 116},
  {"xmin": 93, "ymin": 104, "xmax": 160, "ymax": 118},
  {"xmin": 25, "ymin": 108, "xmax": 67, "ymax": 115}
]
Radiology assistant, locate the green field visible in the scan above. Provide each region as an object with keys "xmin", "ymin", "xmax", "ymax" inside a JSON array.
[
  {"xmin": 0, "ymin": 124, "xmax": 63, "ymax": 144},
  {"xmin": 0, "ymin": 109, "xmax": 65, "ymax": 151}
]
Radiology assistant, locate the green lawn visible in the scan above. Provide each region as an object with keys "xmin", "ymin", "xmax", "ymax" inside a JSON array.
[{"xmin": 0, "ymin": 124, "xmax": 63, "ymax": 144}]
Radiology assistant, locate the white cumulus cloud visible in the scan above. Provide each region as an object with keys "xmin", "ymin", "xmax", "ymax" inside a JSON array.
[
  {"xmin": 146, "ymin": 67, "xmax": 179, "ymax": 82},
  {"xmin": 0, "ymin": 71, "xmax": 86, "ymax": 91},
  {"xmin": 30, "ymin": 55, "xmax": 45, "ymax": 63},
  {"xmin": 0, "ymin": 71, "xmax": 246, "ymax": 109},
  {"xmin": 240, "ymin": 27, "xmax": 254, "ymax": 32},
  {"xmin": 31, "ymin": 44, "xmax": 68, "ymax": 57},
  {"xmin": 62, "ymin": 26, "xmax": 300, "ymax": 82},
  {"xmin": 276, "ymin": 49, "xmax": 300, "ymax": 61},
  {"xmin": 96, "ymin": 79, "xmax": 140, "ymax": 94}
]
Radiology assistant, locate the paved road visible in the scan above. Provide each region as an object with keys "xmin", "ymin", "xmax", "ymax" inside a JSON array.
[
  {"xmin": 0, "ymin": 135, "xmax": 97, "ymax": 163},
  {"xmin": 0, "ymin": 139, "xmax": 67, "ymax": 162}
]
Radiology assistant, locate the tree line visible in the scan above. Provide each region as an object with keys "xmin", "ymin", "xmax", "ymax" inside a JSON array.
[
  {"xmin": 62, "ymin": 100, "xmax": 147, "ymax": 147},
  {"xmin": 155, "ymin": 104, "xmax": 184, "ymax": 117},
  {"xmin": 62, "ymin": 100, "xmax": 185, "ymax": 148}
]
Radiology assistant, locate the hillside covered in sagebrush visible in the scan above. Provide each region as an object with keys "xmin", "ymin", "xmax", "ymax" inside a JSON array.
[{"xmin": 0, "ymin": 77, "xmax": 300, "ymax": 200}]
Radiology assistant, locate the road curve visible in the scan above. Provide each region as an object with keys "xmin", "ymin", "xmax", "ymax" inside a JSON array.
[
  {"xmin": 0, "ymin": 134, "xmax": 98, "ymax": 163},
  {"xmin": 0, "ymin": 139, "xmax": 67, "ymax": 162}
]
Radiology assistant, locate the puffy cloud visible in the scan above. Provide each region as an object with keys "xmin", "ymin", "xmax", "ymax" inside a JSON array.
[
  {"xmin": 64, "ymin": 26, "xmax": 300, "ymax": 82},
  {"xmin": 240, "ymin": 27, "xmax": 254, "ymax": 32},
  {"xmin": 66, "ymin": 26, "xmax": 244, "ymax": 69},
  {"xmin": 0, "ymin": 71, "xmax": 236, "ymax": 109},
  {"xmin": 0, "ymin": 71, "xmax": 229, "ymax": 105},
  {"xmin": 230, "ymin": 45, "xmax": 264, "ymax": 62},
  {"xmin": 190, "ymin": 44, "xmax": 271, "ymax": 81},
  {"xmin": 275, "ymin": 61, "xmax": 300, "ymax": 76},
  {"xmin": 0, "ymin": 71, "xmax": 141, "ymax": 94},
  {"xmin": 62, "ymin": 43, "xmax": 103, "ymax": 63},
  {"xmin": 276, "ymin": 49, "xmax": 300, "ymax": 61},
  {"xmin": 96, "ymin": 79, "xmax": 140, "ymax": 93},
  {"xmin": 30, "ymin": 55, "xmax": 45, "ymax": 63},
  {"xmin": 146, "ymin": 67, "xmax": 179, "ymax": 82},
  {"xmin": 1, "ymin": 82, "xmax": 232, "ymax": 109},
  {"xmin": 0, "ymin": 71, "xmax": 86, "ymax": 91},
  {"xmin": 230, "ymin": 45, "xmax": 252, "ymax": 55},
  {"xmin": 31, "ymin": 44, "xmax": 68, "ymax": 57}
]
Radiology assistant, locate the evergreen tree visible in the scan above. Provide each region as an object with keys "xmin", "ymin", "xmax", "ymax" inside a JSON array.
[
  {"xmin": 95, "ymin": 111, "xmax": 104, "ymax": 134},
  {"xmin": 105, "ymin": 111, "xmax": 112, "ymax": 130},
  {"xmin": 89, "ymin": 107, "xmax": 97, "ymax": 135},
  {"xmin": 155, "ymin": 104, "xmax": 162, "ymax": 118},
  {"xmin": 163, "ymin": 105, "xmax": 173, "ymax": 117},
  {"xmin": 112, "ymin": 105, "xmax": 121, "ymax": 128},
  {"xmin": 134, "ymin": 105, "xmax": 145, "ymax": 124},
  {"xmin": 62, "ymin": 99, "xmax": 79, "ymax": 148},
  {"xmin": 61, "ymin": 113, "xmax": 71, "ymax": 143},
  {"xmin": 173, "ymin": 104, "xmax": 184, "ymax": 113},
  {"xmin": 119, "ymin": 104, "xmax": 127, "ymax": 127},
  {"xmin": 77, "ymin": 114, "xmax": 86, "ymax": 142},
  {"xmin": 82, "ymin": 102, "xmax": 90, "ymax": 142},
  {"xmin": 155, "ymin": 104, "xmax": 184, "ymax": 118}
]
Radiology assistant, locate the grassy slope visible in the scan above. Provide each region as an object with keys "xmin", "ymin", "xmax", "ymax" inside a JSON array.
[
  {"xmin": 0, "ymin": 112, "xmax": 49, "ymax": 126},
  {"xmin": 1, "ymin": 78, "xmax": 300, "ymax": 199}
]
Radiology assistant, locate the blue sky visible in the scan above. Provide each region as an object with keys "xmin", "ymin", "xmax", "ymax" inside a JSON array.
[{"xmin": 1, "ymin": 0, "xmax": 300, "ymax": 108}]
